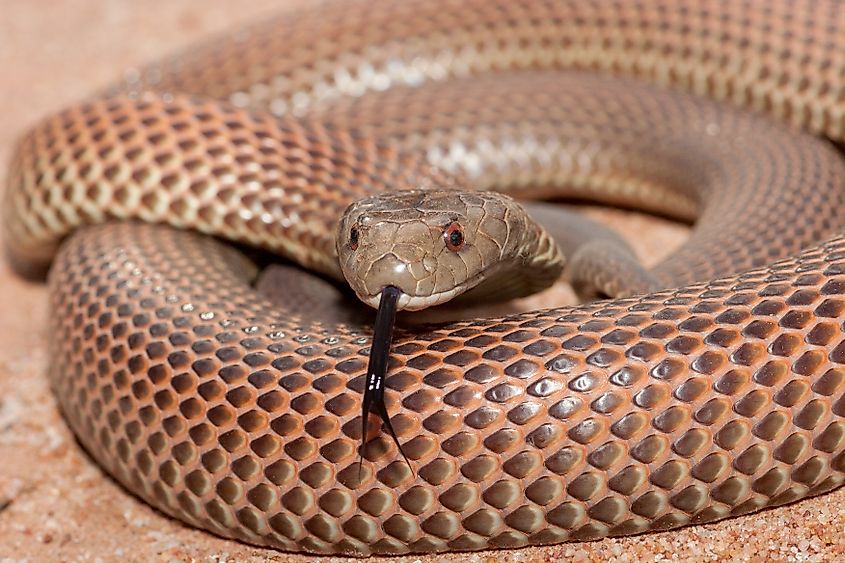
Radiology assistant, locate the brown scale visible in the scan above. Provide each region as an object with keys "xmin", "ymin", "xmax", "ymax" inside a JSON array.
[
  {"xmin": 6, "ymin": 0, "xmax": 845, "ymax": 556},
  {"xmin": 45, "ymin": 224, "xmax": 845, "ymax": 554}
]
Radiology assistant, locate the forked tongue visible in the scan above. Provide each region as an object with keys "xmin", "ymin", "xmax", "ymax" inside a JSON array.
[{"xmin": 359, "ymin": 285, "xmax": 412, "ymax": 474}]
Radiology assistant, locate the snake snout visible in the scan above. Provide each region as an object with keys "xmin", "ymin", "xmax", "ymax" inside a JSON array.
[{"xmin": 364, "ymin": 253, "xmax": 421, "ymax": 301}]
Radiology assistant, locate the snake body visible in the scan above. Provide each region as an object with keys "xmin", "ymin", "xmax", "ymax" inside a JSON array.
[{"xmin": 6, "ymin": 0, "xmax": 845, "ymax": 555}]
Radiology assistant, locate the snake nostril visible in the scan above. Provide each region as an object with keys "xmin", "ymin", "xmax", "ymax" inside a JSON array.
[{"xmin": 422, "ymin": 255, "xmax": 437, "ymax": 274}]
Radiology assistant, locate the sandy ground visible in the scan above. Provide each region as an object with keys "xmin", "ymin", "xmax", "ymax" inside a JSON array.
[{"xmin": 1, "ymin": 2, "xmax": 844, "ymax": 562}]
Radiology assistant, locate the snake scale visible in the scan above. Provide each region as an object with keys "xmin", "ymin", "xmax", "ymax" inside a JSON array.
[{"xmin": 6, "ymin": 0, "xmax": 845, "ymax": 555}]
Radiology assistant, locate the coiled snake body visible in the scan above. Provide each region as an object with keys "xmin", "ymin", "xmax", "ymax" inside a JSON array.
[{"xmin": 6, "ymin": 0, "xmax": 845, "ymax": 555}]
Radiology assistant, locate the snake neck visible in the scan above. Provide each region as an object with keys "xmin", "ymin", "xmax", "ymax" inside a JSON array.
[{"xmin": 453, "ymin": 220, "xmax": 564, "ymax": 306}]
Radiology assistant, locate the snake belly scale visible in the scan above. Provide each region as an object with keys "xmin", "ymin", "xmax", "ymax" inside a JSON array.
[{"xmin": 6, "ymin": 0, "xmax": 845, "ymax": 556}]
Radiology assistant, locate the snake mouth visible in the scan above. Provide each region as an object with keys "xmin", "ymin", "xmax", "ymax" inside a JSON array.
[{"xmin": 362, "ymin": 285, "xmax": 466, "ymax": 311}]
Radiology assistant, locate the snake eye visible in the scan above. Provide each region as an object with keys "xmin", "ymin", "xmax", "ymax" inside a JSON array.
[
  {"xmin": 349, "ymin": 225, "xmax": 359, "ymax": 250},
  {"xmin": 444, "ymin": 222, "xmax": 464, "ymax": 252}
]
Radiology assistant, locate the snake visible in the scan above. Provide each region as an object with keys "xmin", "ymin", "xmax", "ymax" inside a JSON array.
[{"xmin": 5, "ymin": 0, "xmax": 845, "ymax": 556}]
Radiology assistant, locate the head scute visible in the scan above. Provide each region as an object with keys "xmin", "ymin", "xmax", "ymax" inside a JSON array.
[{"xmin": 336, "ymin": 189, "xmax": 558, "ymax": 311}]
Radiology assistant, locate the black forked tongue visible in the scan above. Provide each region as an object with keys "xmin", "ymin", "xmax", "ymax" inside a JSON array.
[{"xmin": 359, "ymin": 285, "xmax": 412, "ymax": 476}]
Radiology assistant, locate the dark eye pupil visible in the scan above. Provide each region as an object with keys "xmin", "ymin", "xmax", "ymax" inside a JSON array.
[
  {"xmin": 449, "ymin": 230, "xmax": 463, "ymax": 247},
  {"xmin": 350, "ymin": 227, "xmax": 359, "ymax": 245}
]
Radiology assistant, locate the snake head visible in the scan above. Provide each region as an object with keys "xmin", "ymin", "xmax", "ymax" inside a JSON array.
[{"xmin": 336, "ymin": 189, "xmax": 556, "ymax": 311}]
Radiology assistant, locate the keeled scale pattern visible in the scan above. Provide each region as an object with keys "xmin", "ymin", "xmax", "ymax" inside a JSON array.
[{"xmin": 48, "ymin": 223, "xmax": 845, "ymax": 555}]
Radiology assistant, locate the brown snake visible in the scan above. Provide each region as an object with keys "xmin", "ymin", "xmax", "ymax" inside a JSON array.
[{"xmin": 6, "ymin": 0, "xmax": 845, "ymax": 556}]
